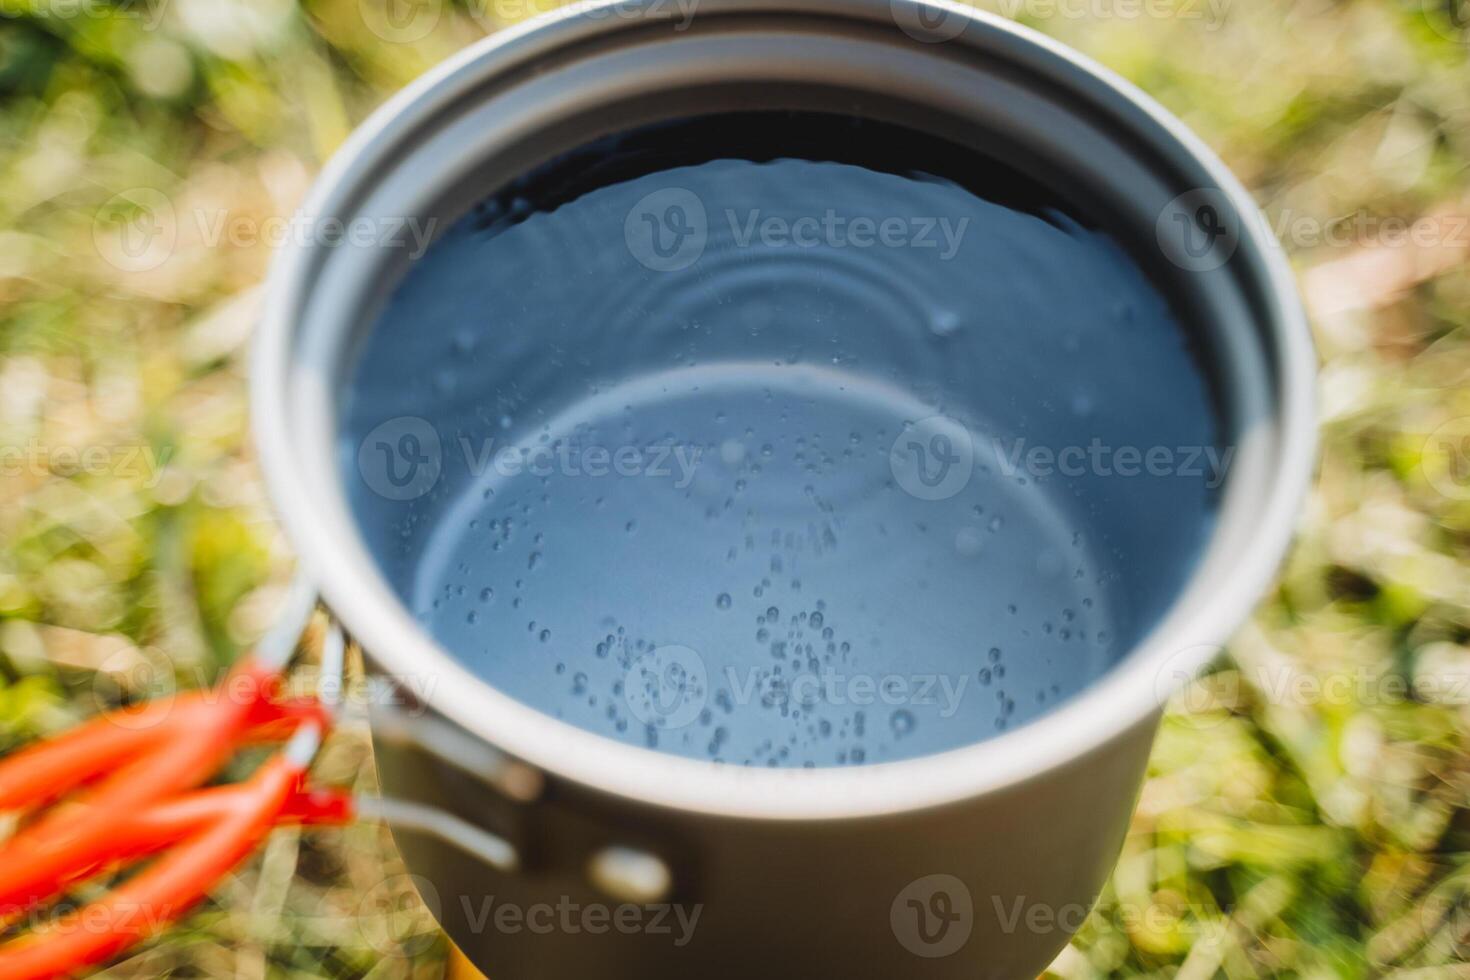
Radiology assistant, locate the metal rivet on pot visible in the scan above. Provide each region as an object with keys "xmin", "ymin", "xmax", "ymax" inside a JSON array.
[{"xmin": 587, "ymin": 846, "xmax": 673, "ymax": 904}]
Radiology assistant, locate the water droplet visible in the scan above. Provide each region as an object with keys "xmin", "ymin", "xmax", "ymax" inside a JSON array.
[
  {"xmin": 716, "ymin": 592, "xmax": 733, "ymax": 610},
  {"xmin": 929, "ymin": 309, "xmax": 962, "ymax": 337},
  {"xmin": 890, "ymin": 709, "xmax": 915, "ymax": 737}
]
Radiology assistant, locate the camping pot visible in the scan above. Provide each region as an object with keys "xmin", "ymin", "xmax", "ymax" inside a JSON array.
[{"xmin": 251, "ymin": 0, "xmax": 1316, "ymax": 977}]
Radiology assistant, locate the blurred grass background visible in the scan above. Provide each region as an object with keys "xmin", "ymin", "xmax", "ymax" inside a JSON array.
[{"xmin": 0, "ymin": 0, "xmax": 1468, "ymax": 976}]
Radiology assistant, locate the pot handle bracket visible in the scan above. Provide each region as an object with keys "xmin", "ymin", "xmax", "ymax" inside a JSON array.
[
  {"xmin": 361, "ymin": 681, "xmax": 676, "ymax": 905},
  {"xmin": 360, "ymin": 680, "xmax": 539, "ymax": 874}
]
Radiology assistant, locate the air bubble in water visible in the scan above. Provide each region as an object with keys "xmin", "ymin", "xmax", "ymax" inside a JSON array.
[
  {"xmin": 929, "ymin": 309, "xmax": 962, "ymax": 338},
  {"xmin": 954, "ymin": 526, "xmax": 985, "ymax": 557}
]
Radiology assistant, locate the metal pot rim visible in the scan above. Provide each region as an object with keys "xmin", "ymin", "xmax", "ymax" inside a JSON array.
[{"xmin": 252, "ymin": 0, "xmax": 1316, "ymax": 820}]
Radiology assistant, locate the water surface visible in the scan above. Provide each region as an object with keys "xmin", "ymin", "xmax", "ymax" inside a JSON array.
[{"xmin": 341, "ymin": 113, "xmax": 1223, "ymax": 767}]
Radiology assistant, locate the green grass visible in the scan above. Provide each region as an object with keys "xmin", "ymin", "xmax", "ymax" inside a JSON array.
[{"xmin": 1, "ymin": 0, "xmax": 1468, "ymax": 976}]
